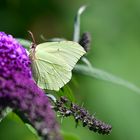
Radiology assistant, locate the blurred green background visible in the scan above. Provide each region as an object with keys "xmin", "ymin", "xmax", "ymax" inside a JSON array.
[{"xmin": 0, "ymin": 0, "xmax": 140, "ymax": 140}]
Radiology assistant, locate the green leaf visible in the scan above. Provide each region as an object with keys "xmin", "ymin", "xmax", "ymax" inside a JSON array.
[
  {"xmin": 73, "ymin": 5, "xmax": 87, "ymax": 42},
  {"xmin": 0, "ymin": 107, "xmax": 12, "ymax": 123},
  {"xmin": 16, "ymin": 38, "xmax": 31, "ymax": 50},
  {"xmin": 71, "ymin": 76, "xmax": 79, "ymax": 88},
  {"xmin": 0, "ymin": 112, "xmax": 38, "ymax": 140},
  {"xmin": 46, "ymin": 94, "xmax": 57, "ymax": 103},
  {"xmin": 47, "ymin": 38, "xmax": 66, "ymax": 42},
  {"xmin": 25, "ymin": 123, "xmax": 39, "ymax": 138},
  {"xmin": 57, "ymin": 85, "xmax": 75, "ymax": 102},
  {"xmin": 40, "ymin": 34, "xmax": 66, "ymax": 42},
  {"xmin": 74, "ymin": 64, "xmax": 140, "ymax": 94},
  {"xmin": 61, "ymin": 131, "xmax": 80, "ymax": 140}
]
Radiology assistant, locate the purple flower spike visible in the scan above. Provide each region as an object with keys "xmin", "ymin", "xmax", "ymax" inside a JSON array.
[
  {"xmin": 0, "ymin": 32, "xmax": 31, "ymax": 78},
  {"xmin": 0, "ymin": 32, "xmax": 62, "ymax": 140},
  {"xmin": 0, "ymin": 74, "xmax": 61, "ymax": 140}
]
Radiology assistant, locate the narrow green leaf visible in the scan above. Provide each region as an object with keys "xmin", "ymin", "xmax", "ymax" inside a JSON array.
[
  {"xmin": 0, "ymin": 112, "xmax": 38, "ymax": 140},
  {"xmin": 61, "ymin": 131, "xmax": 80, "ymax": 140},
  {"xmin": 16, "ymin": 38, "xmax": 31, "ymax": 50},
  {"xmin": 74, "ymin": 64, "xmax": 140, "ymax": 94},
  {"xmin": 46, "ymin": 94, "xmax": 57, "ymax": 103},
  {"xmin": 0, "ymin": 107, "xmax": 12, "ymax": 122},
  {"xmin": 57, "ymin": 85, "xmax": 75, "ymax": 102},
  {"xmin": 73, "ymin": 5, "xmax": 87, "ymax": 42},
  {"xmin": 25, "ymin": 123, "xmax": 39, "ymax": 138},
  {"xmin": 40, "ymin": 35, "xmax": 66, "ymax": 42}
]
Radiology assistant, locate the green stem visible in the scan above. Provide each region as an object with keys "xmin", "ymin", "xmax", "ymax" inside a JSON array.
[{"xmin": 74, "ymin": 64, "xmax": 140, "ymax": 94}]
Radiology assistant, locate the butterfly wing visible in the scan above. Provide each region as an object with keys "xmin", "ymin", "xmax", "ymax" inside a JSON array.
[
  {"xmin": 31, "ymin": 53, "xmax": 71, "ymax": 91},
  {"xmin": 31, "ymin": 41, "xmax": 86, "ymax": 91},
  {"xmin": 36, "ymin": 41, "xmax": 86, "ymax": 70}
]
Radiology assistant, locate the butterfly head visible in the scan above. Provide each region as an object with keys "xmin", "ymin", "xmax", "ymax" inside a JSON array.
[{"xmin": 28, "ymin": 31, "xmax": 37, "ymax": 60}]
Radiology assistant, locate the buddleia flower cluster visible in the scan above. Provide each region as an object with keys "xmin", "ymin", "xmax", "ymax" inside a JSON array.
[
  {"xmin": 0, "ymin": 32, "xmax": 61, "ymax": 140},
  {"xmin": 54, "ymin": 96, "xmax": 112, "ymax": 135},
  {"xmin": 0, "ymin": 32, "xmax": 31, "ymax": 78}
]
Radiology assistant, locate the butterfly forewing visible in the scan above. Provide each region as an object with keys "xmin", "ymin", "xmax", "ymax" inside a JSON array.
[{"xmin": 31, "ymin": 41, "xmax": 86, "ymax": 91}]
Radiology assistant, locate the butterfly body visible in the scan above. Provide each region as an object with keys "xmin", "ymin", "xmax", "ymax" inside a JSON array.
[{"xmin": 30, "ymin": 41, "xmax": 86, "ymax": 91}]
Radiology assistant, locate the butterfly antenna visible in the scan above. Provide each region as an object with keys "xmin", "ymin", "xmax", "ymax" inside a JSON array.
[{"xmin": 28, "ymin": 30, "xmax": 36, "ymax": 49}]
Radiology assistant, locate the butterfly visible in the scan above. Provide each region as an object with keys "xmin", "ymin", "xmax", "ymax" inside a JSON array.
[{"xmin": 29, "ymin": 41, "xmax": 86, "ymax": 91}]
